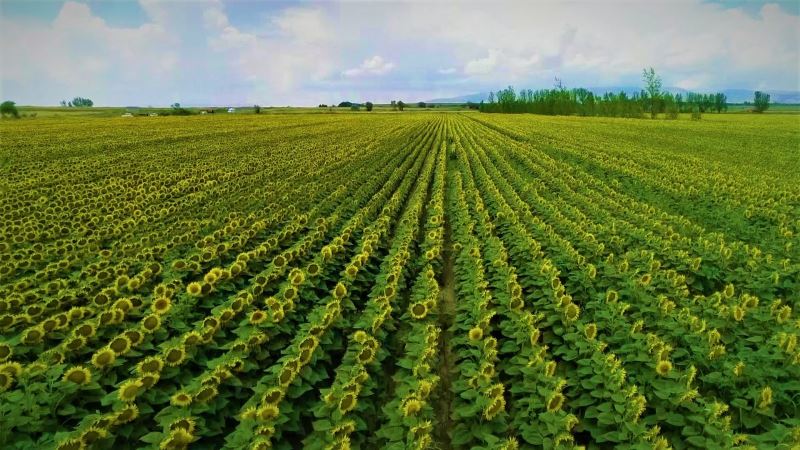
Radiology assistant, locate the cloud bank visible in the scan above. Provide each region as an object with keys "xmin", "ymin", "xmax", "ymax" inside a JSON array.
[{"xmin": 1, "ymin": 0, "xmax": 798, "ymax": 105}]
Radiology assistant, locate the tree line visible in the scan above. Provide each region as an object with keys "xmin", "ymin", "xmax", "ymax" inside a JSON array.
[
  {"xmin": 477, "ymin": 68, "xmax": 755, "ymax": 118},
  {"xmin": 60, "ymin": 97, "xmax": 94, "ymax": 107}
]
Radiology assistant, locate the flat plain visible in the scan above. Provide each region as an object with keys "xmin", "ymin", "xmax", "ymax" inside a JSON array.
[{"xmin": 0, "ymin": 112, "xmax": 798, "ymax": 450}]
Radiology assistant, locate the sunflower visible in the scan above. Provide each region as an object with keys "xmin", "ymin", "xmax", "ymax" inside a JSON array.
[
  {"xmin": 758, "ymin": 386, "xmax": 772, "ymax": 409},
  {"xmin": 357, "ymin": 346, "xmax": 375, "ymax": 364},
  {"xmin": 732, "ymin": 306, "xmax": 745, "ymax": 322},
  {"xmin": 262, "ymin": 388, "xmax": 283, "ymax": 406},
  {"xmin": 256, "ymin": 404, "xmax": 279, "ymax": 421},
  {"xmin": 545, "ymin": 361, "xmax": 557, "ymax": 378},
  {"xmin": 118, "ymin": 379, "xmax": 143, "ymax": 402},
  {"xmin": 564, "ymin": 303, "xmax": 580, "ymax": 322},
  {"xmin": 165, "ymin": 346, "xmax": 187, "ymax": 366},
  {"xmin": 733, "ymin": 361, "xmax": 745, "ymax": 377},
  {"xmin": 152, "ymin": 297, "xmax": 172, "ymax": 315},
  {"xmin": 183, "ymin": 331, "xmax": 202, "ymax": 346},
  {"xmin": 22, "ymin": 327, "xmax": 44, "ymax": 345},
  {"xmin": 0, "ymin": 372, "xmax": 13, "ymax": 391},
  {"xmin": 109, "ymin": 336, "xmax": 132, "ymax": 355},
  {"xmin": 606, "ymin": 290, "xmax": 618, "ymax": 303},
  {"xmin": 402, "ymin": 397, "xmax": 422, "ymax": 417},
  {"xmin": 468, "ymin": 327, "xmax": 483, "ymax": 341},
  {"xmin": 186, "ymin": 282, "xmax": 203, "ymax": 297},
  {"xmin": 483, "ymin": 396, "xmax": 506, "ymax": 420},
  {"xmin": 584, "ymin": 323, "xmax": 598, "ymax": 341},
  {"xmin": 282, "ymin": 286, "xmax": 297, "ymax": 302},
  {"xmin": 171, "ymin": 391, "xmax": 193, "ymax": 407},
  {"xmin": 142, "ymin": 314, "xmax": 162, "ymax": 333},
  {"xmin": 250, "ymin": 309, "xmax": 268, "ymax": 325},
  {"xmin": 80, "ymin": 426, "xmax": 107, "ymax": 445},
  {"xmin": 655, "ymin": 360, "xmax": 672, "ymax": 377},
  {"xmin": 63, "ymin": 366, "xmax": 92, "ymax": 385},
  {"xmin": 723, "ymin": 283, "xmax": 735, "ymax": 299},
  {"xmin": 92, "ymin": 348, "xmax": 116, "ymax": 369},
  {"xmin": 170, "ymin": 417, "xmax": 197, "ymax": 434},
  {"xmin": 547, "ymin": 392, "xmax": 565, "ymax": 412},
  {"xmin": 161, "ymin": 428, "xmax": 194, "ymax": 449},
  {"xmin": 333, "ymin": 282, "xmax": 347, "ymax": 299},
  {"xmin": 0, "ymin": 344, "xmax": 10, "ymax": 361},
  {"xmin": 410, "ymin": 302, "xmax": 428, "ymax": 319}
]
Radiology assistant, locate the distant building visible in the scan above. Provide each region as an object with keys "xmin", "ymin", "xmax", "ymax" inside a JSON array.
[
  {"xmin": 121, "ymin": 113, "xmax": 133, "ymax": 118},
  {"xmin": 227, "ymin": 108, "xmax": 235, "ymax": 113}
]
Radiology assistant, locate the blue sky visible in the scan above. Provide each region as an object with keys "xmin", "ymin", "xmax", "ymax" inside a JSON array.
[{"xmin": 2, "ymin": 0, "xmax": 798, "ymax": 106}]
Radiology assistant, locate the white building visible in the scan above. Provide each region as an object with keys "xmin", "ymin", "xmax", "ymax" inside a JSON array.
[{"xmin": 227, "ymin": 108, "xmax": 235, "ymax": 113}]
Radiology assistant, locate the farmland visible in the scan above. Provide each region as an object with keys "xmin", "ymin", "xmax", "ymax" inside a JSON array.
[{"xmin": 0, "ymin": 112, "xmax": 798, "ymax": 450}]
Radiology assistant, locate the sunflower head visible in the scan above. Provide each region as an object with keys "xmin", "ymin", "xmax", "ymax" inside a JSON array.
[
  {"xmin": 80, "ymin": 426, "xmax": 107, "ymax": 445},
  {"xmin": 256, "ymin": 404, "xmax": 280, "ymax": 421},
  {"xmin": 656, "ymin": 360, "xmax": 672, "ymax": 377},
  {"xmin": 171, "ymin": 391, "xmax": 193, "ymax": 407},
  {"xmin": 92, "ymin": 348, "xmax": 116, "ymax": 369},
  {"xmin": 63, "ymin": 366, "xmax": 92, "ymax": 385},
  {"xmin": 170, "ymin": 417, "xmax": 197, "ymax": 434},
  {"xmin": 333, "ymin": 282, "xmax": 347, "ymax": 299},
  {"xmin": 564, "ymin": 303, "xmax": 580, "ymax": 322},
  {"xmin": 142, "ymin": 314, "xmax": 162, "ymax": 333},
  {"xmin": 410, "ymin": 302, "xmax": 428, "ymax": 319},
  {"xmin": 547, "ymin": 392, "xmax": 565, "ymax": 412},
  {"xmin": 758, "ymin": 386, "xmax": 772, "ymax": 409},
  {"xmin": 402, "ymin": 397, "xmax": 422, "ymax": 417},
  {"xmin": 152, "ymin": 297, "xmax": 172, "ymax": 315},
  {"xmin": 606, "ymin": 290, "xmax": 618, "ymax": 303},
  {"xmin": 483, "ymin": 396, "xmax": 506, "ymax": 420},
  {"xmin": 165, "ymin": 346, "xmax": 187, "ymax": 366},
  {"xmin": 733, "ymin": 361, "xmax": 745, "ymax": 377},
  {"xmin": 723, "ymin": 284, "xmax": 735, "ymax": 299},
  {"xmin": 584, "ymin": 323, "xmax": 598, "ymax": 341},
  {"xmin": 732, "ymin": 306, "xmax": 745, "ymax": 322},
  {"xmin": 186, "ymin": 282, "xmax": 203, "ymax": 297},
  {"xmin": 339, "ymin": 392, "xmax": 357, "ymax": 414},
  {"xmin": 468, "ymin": 327, "xmax": 483, "ymax": 342},
  {"xmin": 109, "ymin": 336, "xmax": 132, "ymax": 355},
  {"xmin": 357, "ymin": 346, "xmax": 375, "ymax": 364},
  {"xmin": 0, "ymin": 344, "xmax": 10, "ymax": 361},
  {"xmin": 118, "ymin": 379, "xmax": 143, "ymax": 402}
]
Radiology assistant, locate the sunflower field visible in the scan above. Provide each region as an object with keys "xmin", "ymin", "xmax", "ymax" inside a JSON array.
[{"xmin": 0, "ymin": 112, "xmax": 798, "ymax": 450}]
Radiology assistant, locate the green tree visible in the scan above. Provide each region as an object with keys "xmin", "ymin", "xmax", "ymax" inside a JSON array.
[
  {"xmin": 642, "ymin": 67, "xmax": 662, "ymax": 118},
  {"xmin": 753, "ymin": 91, "xmax": 770, "ymax": 113},
  {"xmin": 397, "ymin": 101, "xmax": 405, "ymax": 111},
  {"xmin": 1, "ymin": 101, "xmax": 19, "ymax": 118},
  {"xmin": 72, "ymin": 97, "xmax": 93, "ymax": 107},
  {"xmin": 365, "ymin": 102, "xmax": 373, "ymax": 111},
  {"xmin": 691, "ymin": 104, "xmax": 701, "ymax": 120},
  {"xmin": 417, "ymin": 101, "xmax": 426, "ymax": 108},
  {"xmin": 254, "ymin": 105, "xmax": 261, "ymax": 114}
]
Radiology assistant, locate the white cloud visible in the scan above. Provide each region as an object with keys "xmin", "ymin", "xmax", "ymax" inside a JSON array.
[
  {"xmin": 342, "ymin": 56, "xmax": 396, "ymax": 77},
  {"xmin": 464, "ymin": 50, "xmax": 500, "ymax": 75},
  {"xmin": 1, "ymin": 0, "xmax": 798, "ymax": 106}
]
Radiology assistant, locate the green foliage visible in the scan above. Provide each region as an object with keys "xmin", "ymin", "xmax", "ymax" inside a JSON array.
[
  {"xmin": 0, "ymin": 101, "xmax": 19, "ymax": 118},
  {"xmin": 754, "ymin": 91, "xmax": 771, "ymax": 113},
  {"xmin": 0, "ymin": 112, "xmax": 797, "ymax": 450}
]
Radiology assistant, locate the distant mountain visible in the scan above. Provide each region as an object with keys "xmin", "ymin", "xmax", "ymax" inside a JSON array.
[
  {"xmin": 427, "ymin": 93, "xmax": 489, "ymax": 104},
  {"xmin": 427, "ymin": 88, "xmax": 800, "ymax": 104}
]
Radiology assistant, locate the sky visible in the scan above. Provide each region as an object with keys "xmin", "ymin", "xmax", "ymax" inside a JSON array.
[{"xmin": 1, "ymin": 0, "xmax": 799, "ymax": 106}]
